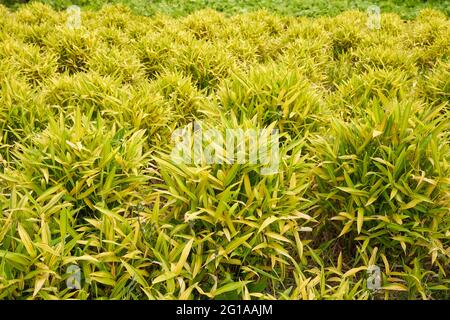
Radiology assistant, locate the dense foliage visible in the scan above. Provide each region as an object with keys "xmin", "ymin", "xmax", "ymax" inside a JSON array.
[{"xmin": 0, "ymin": 3, "xmax": 449, "ymax": 299}]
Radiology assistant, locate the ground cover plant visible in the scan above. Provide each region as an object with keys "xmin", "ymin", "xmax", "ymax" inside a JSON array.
[{"xmin": 0, "ymin": 3, "xmax": 449, "ymax": 300}]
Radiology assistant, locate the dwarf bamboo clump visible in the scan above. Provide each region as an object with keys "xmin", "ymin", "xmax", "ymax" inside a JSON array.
[{"xmin": 0, "ymin": 3, "xmax": 449, "ymax": 300}]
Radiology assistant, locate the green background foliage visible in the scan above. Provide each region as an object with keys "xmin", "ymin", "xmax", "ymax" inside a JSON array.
[{"xmin": 1, "ymin": 0, "xmax": 449, "ymax": 18}]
